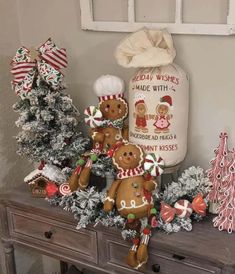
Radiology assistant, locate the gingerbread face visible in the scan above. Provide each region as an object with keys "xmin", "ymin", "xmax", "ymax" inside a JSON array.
[
  {"xmin": 156, "ymin": 104, "xmax": 169, "ymax": 115},
  {"xmin": 99, "ymin": 98, "xmax": 128, "ymax": 121},
  {"xmin": 113, "ymin": 144, "xmax": 143, "ymax": 170},
  {"xmin": 135, "ymin": 103, "xmax": 147, "ymax": 117}
]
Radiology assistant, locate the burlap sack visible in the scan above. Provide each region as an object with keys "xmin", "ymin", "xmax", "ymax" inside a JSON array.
[{"xmin": 115, "ymin": 29, "xmax": 189, "ymax": 167}]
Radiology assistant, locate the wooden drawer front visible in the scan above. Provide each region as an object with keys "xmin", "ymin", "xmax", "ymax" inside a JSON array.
[
  {"xmin": 99, "ymin": 233, "xmax": 221, "ymax": 274},
  {"xmin": 7, "ymin": 208, "xmax": 97, "ymax": 263}
]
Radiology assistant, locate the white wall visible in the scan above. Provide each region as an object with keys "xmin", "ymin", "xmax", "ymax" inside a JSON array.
[{"xmin": 15, "ymin": 0, "xmax": 235, "ymax": 171}]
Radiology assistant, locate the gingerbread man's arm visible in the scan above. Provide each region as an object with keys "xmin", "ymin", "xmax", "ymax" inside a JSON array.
[
  {"xmin": 90, "ymin": 129, "xmax": 105, "ymax": 143},
  {"xmin": 143, "ymin": 179, "xmax": 158, "ymax": 192},
  {"xmin": 103, "ymin": 179, "xmax": 121, "ymax": 212},
  {"xmin": 122, "ymin": 125, "xmax": 129, "ymax": 141}
]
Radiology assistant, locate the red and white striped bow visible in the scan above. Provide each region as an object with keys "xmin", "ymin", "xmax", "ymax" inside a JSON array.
[{"xmin": 11, "ymin": 38, "xmax": 68, "ymax": 96}]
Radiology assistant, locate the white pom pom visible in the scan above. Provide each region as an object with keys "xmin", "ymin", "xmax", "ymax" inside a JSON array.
[{"xmin": 93, "ymin": 75, "xmax": 124, "ymax": 97}]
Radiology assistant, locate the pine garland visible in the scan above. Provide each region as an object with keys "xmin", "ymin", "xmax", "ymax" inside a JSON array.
[
  {"xmin": 47, "ymin": 166, "xmax": 210, "ymax": 236},
  {"xmin": 155, "ymin": 166, "xmax": 211, "ymax": 233},
  {"xmin": 91, "ymin": 155, "xmax": 116, "ymax": 177},
  {"xmin": 160, "ymin": 166, "xmax": 211, "ymax": 204}
]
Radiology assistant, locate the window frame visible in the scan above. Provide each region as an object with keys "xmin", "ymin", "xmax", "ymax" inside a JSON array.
[{"xmin": 80, "ymin": 0, "xmax": 235, "ymax": 35}]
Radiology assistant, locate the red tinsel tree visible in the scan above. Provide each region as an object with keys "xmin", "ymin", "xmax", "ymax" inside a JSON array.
[
  {"xmin": 213, "ymin": 150, "xmax": 235, "ymax": 233},
  {"xmin": 207, "ymin": 132, "xmax": 230, "ymax": 203}
]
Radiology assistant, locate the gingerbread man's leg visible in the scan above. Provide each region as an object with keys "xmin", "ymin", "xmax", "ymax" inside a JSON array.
[
  {"xmin": 127, "ymin": 238, "xmax": 140, "ymax": 268},
  {"xmin": 76, "ymin": 154, "xmax": 97, "ymax": 190},
  {"xmin": 136, "ymin": 229, "xmax": 150, "ymax": 269},
  {"xmin": 126, "ymin": 215, "xmax": 142, "ymax": 268},
  {"xmin": 136, "ymin": 208, "xmax": 158, "ymax": 269},
  {"xmin": 68, "ymin": 165, "xmax": 83, "ymax": 191}
]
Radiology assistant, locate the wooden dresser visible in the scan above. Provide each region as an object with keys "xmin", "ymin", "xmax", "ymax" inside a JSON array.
[{"xmin": 0, "ymin": 185, "xmax": 235, "ymax": 274}]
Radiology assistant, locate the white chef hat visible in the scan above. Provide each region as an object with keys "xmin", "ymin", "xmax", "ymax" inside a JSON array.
[{"xmin": 93, "ymin": 75, "xmax": 125, "ymax": 102}]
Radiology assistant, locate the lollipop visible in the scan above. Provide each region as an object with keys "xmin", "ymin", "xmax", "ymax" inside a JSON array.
[
  {"xmin": 84, "ymin": 106, "xmax": 103, "ymax": 128},
  {"xmin": 144, "ymin": 153, "xmax": 164, "ymax": 177},
  {"xmin": 59, "ymin": 183, "xmax": 72, "ymax": 196}
]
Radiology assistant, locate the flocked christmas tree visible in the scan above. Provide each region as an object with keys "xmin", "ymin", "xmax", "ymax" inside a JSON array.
[
  {"xmin": 207, "ymin": 132, "xmax": 230, "ymax": 206},
  {"xmin": 11, "ymin": 39, "xmax": 90, "ymax": 173},
  {"xmin": 213, "ymin": 150, "xmax": 235, "ymax": 233},
  {"xmin": 13, "ymin": 81, "xmax": 90, "ymax": 170}
]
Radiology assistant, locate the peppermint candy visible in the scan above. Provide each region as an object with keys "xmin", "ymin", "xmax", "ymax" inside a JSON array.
[
  {"xmin": 59, "ymin": 183, "xmax": 72, "ymax": 196},
  {"xmin": 160, "ymin": 203, "xmax": 176, "ymax": 223},
  {"xmin": 84, "ymin": 106, "xmax": 103, "ymax": 128},
  {"xmin": 144, "ymin": 154, "xmax": 164, "ymax": 177},
  {"xmin": 174, "ymin": 199, "xmax": 193, "ymax": 218},
  {"xmin": 192, "ymin": 193, "xmax": 206, "ymax": 216}
]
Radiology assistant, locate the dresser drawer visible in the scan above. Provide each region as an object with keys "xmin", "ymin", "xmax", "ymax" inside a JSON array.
[
  {"xmin": 99, "ymin": 232, "xmax": 222, "ymax": 274},
  {"xmin": 7, "ymin": 208, "xmax": 98, "ymax": 264}
]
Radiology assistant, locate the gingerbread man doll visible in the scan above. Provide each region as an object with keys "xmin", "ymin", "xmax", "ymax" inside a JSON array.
[
  {"xmin": 103, "ymin": 142, "xmax": 158, "ymax": 269},
  {"xmin": 68, "ymin": 75, "xmax": 129, "ymax": 192}
]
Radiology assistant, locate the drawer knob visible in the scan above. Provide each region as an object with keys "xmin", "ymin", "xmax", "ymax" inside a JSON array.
[
  {"xmin": 172, "ymin": 254, "xmax": 185, "ymax": 260},
  {"xmin": 44, "ymin": 231, "xmax": 53, "ymax": 239},
  {"xmin": 152, "ymin": 264, "xmax": 161, "ymax": 273}
]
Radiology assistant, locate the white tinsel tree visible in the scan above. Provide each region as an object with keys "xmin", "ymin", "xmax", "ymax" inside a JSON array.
[{"xmin": 13, "ymin": 80, "xmax": 90, "ymax": 170}]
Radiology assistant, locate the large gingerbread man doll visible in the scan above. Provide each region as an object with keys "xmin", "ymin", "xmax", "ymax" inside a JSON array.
[
  {"xmin": 91, "ymin": 75, "xmax": 129, "ymax": 152},
  {"xmin": 103, "ymin": 142, "xmax": 158, "ymax": 269},
  {"xmin": 68, "ymin": 75, "xmax": 129, "ymax": 192}
]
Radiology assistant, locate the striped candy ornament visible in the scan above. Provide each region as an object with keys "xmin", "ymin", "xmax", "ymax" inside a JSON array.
[
  {"xmin": 144, "ymin": 154, "xmax": 164, "ymax": 177},
  {"xmin": 84, "ymin": 106, "xmax": 103, "ymax": 128},
  {"xmin": 59, "ymin": 183, "xmax": 72, "ymax": 196},
  {"xmin": 192, "ymin": 193, "xmax": 207, "ymax": 216},
  {"xmin": 160, "ymin": 202, "xmax": 176, "ymax": 223},
  {"xmin": 174, "ymin": 199, "xmax": 193, "ymax": 218}
]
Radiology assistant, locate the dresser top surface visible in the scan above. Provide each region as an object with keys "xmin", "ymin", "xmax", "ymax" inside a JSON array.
[{"xmin": 1, "ymin": 185, "xmax": 235, "ymax": 267}]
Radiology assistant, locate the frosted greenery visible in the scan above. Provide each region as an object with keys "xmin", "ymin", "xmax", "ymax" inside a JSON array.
[
  {"xmin": 160, "ymin": 166, "xmax": 211, "ymax": 205},
  {"xmin": 47, "ymin": 166, "xmax": 210, "ymax": 235},
  {"xmin": 13, "ymin": 80, "xmax": 90, "ymax": 169}
]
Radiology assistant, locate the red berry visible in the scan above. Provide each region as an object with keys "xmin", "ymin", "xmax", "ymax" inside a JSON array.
[
  {"xmin": 143, "ymin": 228, "xmax": 150, "ymax": 235},
  {"xmin": 133, "ymin": 238, "xmax": 140, "ymax": 245}
]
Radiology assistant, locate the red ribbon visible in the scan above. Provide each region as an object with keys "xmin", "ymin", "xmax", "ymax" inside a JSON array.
[{"xmin": 11, "ymin": 38, "xmax": 67, "ymax": 95}]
